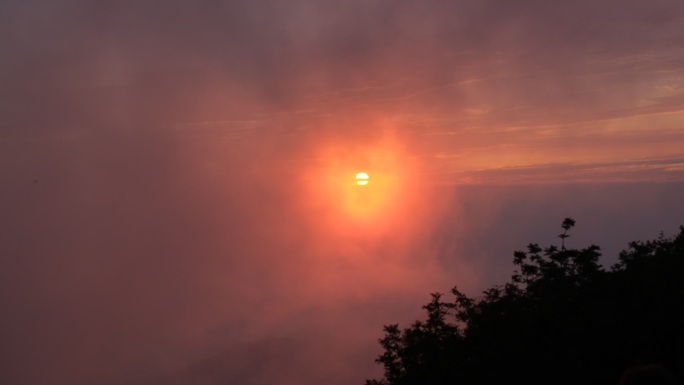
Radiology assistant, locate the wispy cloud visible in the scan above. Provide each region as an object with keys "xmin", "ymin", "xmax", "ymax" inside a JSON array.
[
  {"xmin": 2, "ymin": 1, "xmax": 684, "ymax": 385},
  {"xmin": 449, "ymin": 156, "xmax": 684, "ymax": 184}
]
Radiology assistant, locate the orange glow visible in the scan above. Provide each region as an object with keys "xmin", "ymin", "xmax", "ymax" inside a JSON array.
[{"xmin": 303, "ymin": 130, "xmax": 438, "ymax": 237}]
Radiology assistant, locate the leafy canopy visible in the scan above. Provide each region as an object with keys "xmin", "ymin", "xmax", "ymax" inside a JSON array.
[{"xmin": 366, "ymin": 219, "xmax": 684, "ymax": 385}]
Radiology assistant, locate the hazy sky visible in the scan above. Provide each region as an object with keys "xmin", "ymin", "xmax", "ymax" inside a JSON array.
[{"xmin": 2, "ymin": 1, "xmax": 684, "ymax": 384}]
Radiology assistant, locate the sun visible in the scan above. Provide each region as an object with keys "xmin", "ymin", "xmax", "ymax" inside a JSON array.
[{"xmin": 355, "ymin": 172, "xmax": 369, "ymax": 186}]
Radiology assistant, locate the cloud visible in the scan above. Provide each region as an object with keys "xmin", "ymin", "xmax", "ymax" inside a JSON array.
[
  {"xmin": 2, "ymin": 1, "xmax": 684, "ymax": 384},
  {"xmin": 0, "ymin": 107, "xmax": 460, "ymax": 385},
  {"xmin": 448, "ymin": 156, "xmax": 684, "ymax": 184}
]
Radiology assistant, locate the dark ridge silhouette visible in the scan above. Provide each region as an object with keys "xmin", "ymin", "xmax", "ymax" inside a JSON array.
[{"xmin": 366, "ymin": 219, "xmax": 684, "ymax": 385}]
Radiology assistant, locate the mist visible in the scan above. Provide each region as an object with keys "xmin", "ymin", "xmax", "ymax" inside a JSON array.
[{"xmin": 2, "ymin": 1, "xmax": 684, "ymax": 384}]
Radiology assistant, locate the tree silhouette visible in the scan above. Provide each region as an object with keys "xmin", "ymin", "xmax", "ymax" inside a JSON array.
[
  {"xmin": 366, "ymin": 220, "xmax": 684, "ymax": 385},
  {"xmin": 559, "ymin": 217, "xmax": 576, "ymax": 250}
]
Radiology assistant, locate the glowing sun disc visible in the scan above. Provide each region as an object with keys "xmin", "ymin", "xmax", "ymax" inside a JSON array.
[{"xmin": 356, "ymin": 172, "xmax": 369, "ymax": 186}]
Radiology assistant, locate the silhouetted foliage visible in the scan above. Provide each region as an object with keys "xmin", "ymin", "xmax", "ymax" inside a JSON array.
[
  {"xmin": 366, "ymin": 220, "xmax": 684, "ymax": 385},
  {"xmin": 559, "ymin": 217, "xmax": 576, "ymax": 250}
]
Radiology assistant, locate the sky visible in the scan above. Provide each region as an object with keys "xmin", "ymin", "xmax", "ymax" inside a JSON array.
[{"xmin": 1, "ymin": 1, "xmax": 684, "ymax": 384}]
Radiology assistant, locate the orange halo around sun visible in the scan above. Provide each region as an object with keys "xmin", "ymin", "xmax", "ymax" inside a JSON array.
[{"xmin": 309, "ymin": 136, "xmax": 424, "ymax": 229}]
